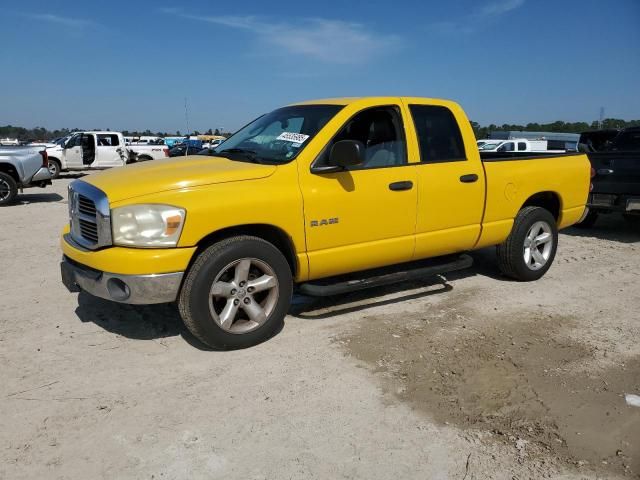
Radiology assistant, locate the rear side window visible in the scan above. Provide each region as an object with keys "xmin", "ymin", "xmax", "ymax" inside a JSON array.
[
  {"xmin": 518, "ymin": 142, "xmax": 527, "ymax": 151},
  {"xmin": 409, "ymin": 105, "xmax": 466, "ymax": 163},
  {"xmin": 97, "ymin": 134, "xmax": 120, "ymax": 147}
]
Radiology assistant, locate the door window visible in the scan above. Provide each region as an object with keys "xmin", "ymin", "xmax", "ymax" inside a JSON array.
[
  {"xmin": 66, "ymin": 134, "xmax": 82, "ymax": 148},
  {"xmin": 409, "ymin": 105, "xmax": 466, "ymax": 163},
  {"xmin": 316, "ymin": 106, "xmax": 407, "ymax": 169}
]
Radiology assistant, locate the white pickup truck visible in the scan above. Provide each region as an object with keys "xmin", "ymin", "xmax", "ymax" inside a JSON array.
[
  {"xmin": 478, "ymin": 138, "xmax": 564, "ymax": 153},
  {"xmin": 46, "ymin": 131, "xmax": 130, "ymax": 178}
]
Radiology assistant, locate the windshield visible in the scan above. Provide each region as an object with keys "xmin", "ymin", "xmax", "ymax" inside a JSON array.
[
  {"xmin": 479, "ymin": 142, "xmax": 502, "ymax": 150},
  {"xmin": 213, "ymin": 104, "xmax": 343, "ymax": 164}
]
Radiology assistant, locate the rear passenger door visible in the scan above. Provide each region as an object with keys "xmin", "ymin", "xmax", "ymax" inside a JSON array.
[
  {"xmin": 405, "ymin": 103, "xmax": 486, "ymax": 259},
  {"xmin": 95, "ymin": 134, "xmax": 127, "ymax": 167}
]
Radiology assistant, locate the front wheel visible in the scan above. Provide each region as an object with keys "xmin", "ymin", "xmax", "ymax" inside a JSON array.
[
  {"xmin": 178, "ymin": 236, "xmax": 293, "ymax": 349},
  {"xmin": 497, "ymin": 206, "xmax": 558, "ymax": 281}
]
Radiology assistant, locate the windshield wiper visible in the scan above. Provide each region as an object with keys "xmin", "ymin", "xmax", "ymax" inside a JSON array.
[{"xmin": 212, "ymin": 148, "xmax": 262, "ymax": 163}]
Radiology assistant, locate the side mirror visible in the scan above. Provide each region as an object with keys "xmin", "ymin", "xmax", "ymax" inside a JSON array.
[
  {"xmin": 329, "ymin": 140, "xmax": 365, "ymax": 168},
  {"xmin": 311, "ymin": 140, "xmax": 366, "ymax": 174}
]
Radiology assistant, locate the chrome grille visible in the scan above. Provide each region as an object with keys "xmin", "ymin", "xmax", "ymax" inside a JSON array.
[
  {"xmin": 68, "ymin": 181, "xmax": 112, "ymax": 250},
  {"xmin": 78, "ymin": 195, "xmax": 97, "ymax": 217}
]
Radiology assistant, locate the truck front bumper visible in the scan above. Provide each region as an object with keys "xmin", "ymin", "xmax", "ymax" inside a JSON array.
[{"xmin": 61, "ymin": 255, "xmax": 184, "ymax": 304}]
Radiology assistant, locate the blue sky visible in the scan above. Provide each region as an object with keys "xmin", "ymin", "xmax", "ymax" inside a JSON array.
[{"xmin": 1, "ymin": 0, "xmax": 638, "ymax": 133}]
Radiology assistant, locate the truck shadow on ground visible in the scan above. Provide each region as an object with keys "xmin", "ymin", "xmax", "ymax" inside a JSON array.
[
  {"xmin": 74, "ymin": 292, "xmax": 216, "ymax": 350},
  {"xmin": 563, "ymin": 215, "xmax": 640, "ymax": 243},
  {"xmin": 73, "ymin": 249, "xmax": 506, "ymax": 347},
  {"xmin": 291, "ymin": 248, "xmax": 505, "ymax": 319},
  {"xmin": 17, "ymin": 193, "xmax": 64, "ymax": 204}
]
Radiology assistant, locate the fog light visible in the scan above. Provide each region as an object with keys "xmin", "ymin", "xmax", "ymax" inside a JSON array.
[{"xmin": 107, "ymin": 278, "xmax": 131, "ymax": 301}]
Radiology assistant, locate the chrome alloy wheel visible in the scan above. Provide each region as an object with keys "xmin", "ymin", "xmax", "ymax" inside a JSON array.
[
  {"xmin": 0, "ymin": 178, "xmax": 11, "ymax": 202},
  {"xmin": 208, "ymin": 258, "xmax": 279, "ymax": 334},
  {"xmin": 523, "ymin": 221, "xmax": 553, "ymax": 270}
]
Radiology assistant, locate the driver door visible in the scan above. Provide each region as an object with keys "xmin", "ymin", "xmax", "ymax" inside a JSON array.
[
  {"xmin": 298, "ymin": 104, "xmax": 418, "ymax": 280},
  {"xmin": 63, "ymin": 134, "xmax": 84, "ymax": 168}
]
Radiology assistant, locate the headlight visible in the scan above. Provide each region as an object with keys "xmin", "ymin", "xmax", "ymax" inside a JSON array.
[{"xmin": 112, "ymin": 204, "xmax": 185, "ymax": 247}]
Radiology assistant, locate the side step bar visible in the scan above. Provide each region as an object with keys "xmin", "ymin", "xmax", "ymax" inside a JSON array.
[{"xmin": 299, "ymin": 254, "xmax": 473, "ymax": 297}]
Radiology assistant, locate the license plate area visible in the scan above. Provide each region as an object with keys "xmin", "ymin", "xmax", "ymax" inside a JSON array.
[{"xmin": 591, "ymin": 194, "xmax": 615, "ymax": 207}]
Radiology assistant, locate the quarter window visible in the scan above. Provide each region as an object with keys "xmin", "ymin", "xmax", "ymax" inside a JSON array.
[
  {"xmin": 518, "ymin": 142, "xmax": 527, "ymax": 151},
  {"xmin": 97, "ymin": 134, "xmax": 120, "ymax": 147},
  {"xmin": 409, "ymin": 105, "xmax": 466, "ymax": 163}
]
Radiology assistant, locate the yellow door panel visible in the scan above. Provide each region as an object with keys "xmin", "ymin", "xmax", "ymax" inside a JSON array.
[
  {"xmin": 300, "ymin": 167, "xmax": 417, "ymax": 280},
  {"xmin": 401, "ymin": 100, "xmax": 486, "ymax": 258}
]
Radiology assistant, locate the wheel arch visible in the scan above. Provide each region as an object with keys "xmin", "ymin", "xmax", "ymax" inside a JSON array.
[
  {"xmin": 0, "ymin": 163, "xmax": 20, "ymax": 183},
  {"xmin": 191, "ymin": 224, "xmax": 299, "ymax": 277},
  {"xmin": 520, "ymin": 191, "xmax": 561, "ymax": 222},
  {"xmin": 47, "ymin": 156, "xmax": 63, "ymax": 169}
]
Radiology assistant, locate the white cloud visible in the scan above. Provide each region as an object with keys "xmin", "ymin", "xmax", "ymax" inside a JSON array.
[
  {"xmin": 164, "ymin": 11, "xmax": 401, "ymax": 64},
  {"xmin": 431, "ymin": 0, "xmax": 526, "ymax": 34},
  {"xmin": 478, "ymin": 0, "xmax": 526, "ymax": 17},
  {"xmin": 30, "ymin": 13, "xmax": 93, "ymax": 29}
]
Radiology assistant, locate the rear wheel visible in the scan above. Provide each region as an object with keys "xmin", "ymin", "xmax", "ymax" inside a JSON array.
[
  {"xmin": 497, "ymin": 206, "xmax": 558, "ymax": 281},
  {"xmin": 0, "ymin": 172, "xmax": 18, "ymax": 206},
  {"xmin": 48, "ymin": 159, "xmax": 61, "ymax": 179},
  {"xmin": 178, "ymin": 236, "xmax": 293, "ymax": 349}
]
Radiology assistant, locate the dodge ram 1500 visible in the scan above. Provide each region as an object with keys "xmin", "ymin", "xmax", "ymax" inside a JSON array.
[{"xmin": 60, "ymin": 97, "xmax": 590, "ymax": 349}]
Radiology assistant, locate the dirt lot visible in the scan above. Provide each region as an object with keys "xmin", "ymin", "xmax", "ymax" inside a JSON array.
[{"xmin": 1, "ymin": 175, "xmax": 639, "ymax": 479}]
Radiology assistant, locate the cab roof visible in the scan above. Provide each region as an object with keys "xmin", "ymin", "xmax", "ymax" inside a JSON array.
[{"xmin": 289, "ymin": 96, "xmax": 457, "ymax": 107}]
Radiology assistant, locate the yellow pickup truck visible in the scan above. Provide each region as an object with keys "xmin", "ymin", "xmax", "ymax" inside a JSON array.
[{"xmin": 61, "ymin": 97, "xmax": 590, "ymax": 349}]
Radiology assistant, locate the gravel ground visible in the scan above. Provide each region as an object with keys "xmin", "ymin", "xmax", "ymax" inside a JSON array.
[{"xmin": 1, "ymin": 174, "xmax": 639, "ymax": 479}]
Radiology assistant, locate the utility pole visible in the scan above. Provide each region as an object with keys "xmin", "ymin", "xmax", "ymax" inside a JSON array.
[
  {"xmin": 184, "ymin": 97, "xmax": 190, "ymax": 156},
  {"xmin": 598, "ymin": 107, "xmax": 605, "ymax": 130}
]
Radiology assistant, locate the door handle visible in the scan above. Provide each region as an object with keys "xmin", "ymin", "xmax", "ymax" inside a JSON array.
[
  {"xmin": 459, "ymin": 174, "xmax": 479, "ymax": 183},
  {"xmin": 597, "ymin": 168, "xmax": 614, "ymax": 175},
  {"xmin": 388, "ymin": 181, "xmax": 413, "ymax": 191}
]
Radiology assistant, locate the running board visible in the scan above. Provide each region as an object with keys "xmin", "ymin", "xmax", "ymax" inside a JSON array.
[{"xmin": 299, "ymin": 254, "xmax": 473, "ymax": 297}]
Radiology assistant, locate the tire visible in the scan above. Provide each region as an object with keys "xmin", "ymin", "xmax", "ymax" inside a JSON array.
[
  {"xmin": 48, "ymin": 159, "xmax": 61, "ymax": 179},
  {"xmin": 0, "ymin": 172, "xmax": 18, "ymax": 206},
  {"xmin": 575, "ymin": 209, "xmax": 598, "ymax": 229},
  {"xmin": 178, "ymin": 235, "xmax": 293, "ymax": 349},
  {"xmin": 497, "ymin": 206, "xmax": 558, "ymax": 281}
]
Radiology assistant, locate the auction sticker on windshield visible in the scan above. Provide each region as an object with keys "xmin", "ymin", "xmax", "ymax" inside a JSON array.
[{"xmin": 277, "ymin": 132, "xmax": 310, "ymax": 144}]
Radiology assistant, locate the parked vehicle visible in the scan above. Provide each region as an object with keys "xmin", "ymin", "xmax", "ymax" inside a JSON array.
[
  {"xmin": 0, "ymin": 146, "xmax": 52, "ymax": 205},
  {"xmin": 125, "ymin": 136, "xmax": 163, "ymax": 146},
  {"xmin": 163, "ymin": 136, "xmax": 187, "ymax": 147},
  {"xmin": 202, "ymin": 138, "xmax": 225, "ymax": 149},
  {"xmin": 578, "ymin": 127, "xmax": 640, "ymax": 226},
  {"xmin": 478, "ymin": 138, "xmax": 563, "ymax": 153},
  {"xmin": 60, "ymin": 97, "xmax": 590, "ymax": 349},
  {"xmin": 46, "ymin": 131, "xmax": 130, "ymax": 178},
  {"xmin": 197, "ymin": 147, "xmax": 218, "ymax": 156},
  {"xmin": 128, "ymin": 144, "xmax": 170, "ymax": 162},
  {"xmin": 168, "ymin": 144, "xmax": 202, "ymax": 157}
]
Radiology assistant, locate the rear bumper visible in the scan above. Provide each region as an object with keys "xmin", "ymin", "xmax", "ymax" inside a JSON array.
[
  {"xmin": 61, "ymin": 255, "xmax": 183, "ymax": 304},
  {"xmin": 588, "ymin": 193, "xmax": 640, "ymax": 213},
  {"xmin": 31, "ymin": 167, "xmax": 52, "ymax": 182}
]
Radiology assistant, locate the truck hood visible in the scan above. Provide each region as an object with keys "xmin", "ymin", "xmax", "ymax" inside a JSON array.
[{"xmin": 84, "ymin": 156, "xmax": 277, "ymax": 203}]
